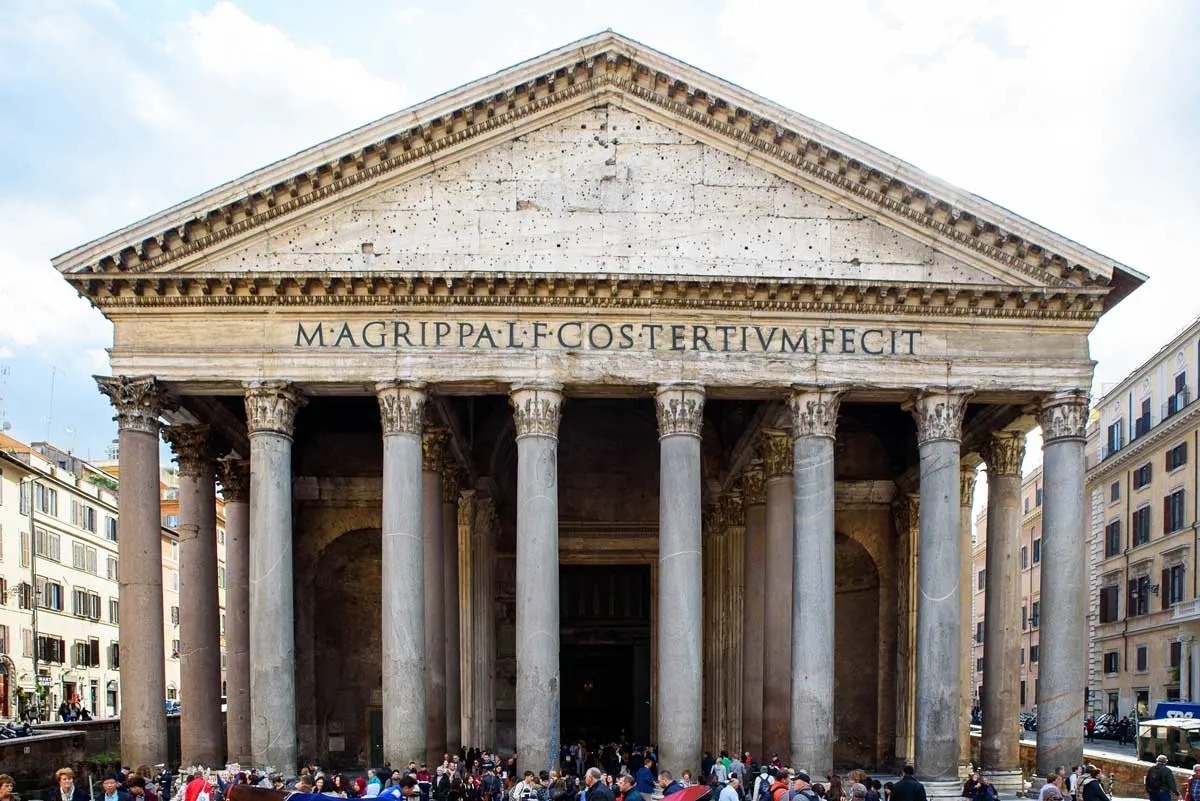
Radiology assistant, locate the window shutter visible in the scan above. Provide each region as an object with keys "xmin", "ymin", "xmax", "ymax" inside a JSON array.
[
  {"xmin": 1163, "ymin": 569, "xmax": 1172, "ymax": 611},
  {"xmin": 1099, "ymin": 589, "xmax": 1110, "ymax": 622},
  {"xmin": 89, "ymin": 639, "xmax": 99, "ymax": 667},
  {"xmin": 1165, "ymin": 496, "xmax": 1172, "ymax": 534}
]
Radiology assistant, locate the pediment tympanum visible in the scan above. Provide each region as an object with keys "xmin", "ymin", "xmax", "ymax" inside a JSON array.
[{"xmin": 55, "ymin": 31, "xmax": 1143, "ymax": 312}]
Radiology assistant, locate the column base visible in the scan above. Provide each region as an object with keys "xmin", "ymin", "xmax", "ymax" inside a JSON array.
[
  {"xmin": 958, "ymin": 762, "xmax": 974, "ymax": 780},
  {"xmin": 981, "ymin": 770, "xmax": 1025, "ymax": 798},
  {"xmin": 923, "ymin": 780, "xmax": 967, "ymax": 800}
]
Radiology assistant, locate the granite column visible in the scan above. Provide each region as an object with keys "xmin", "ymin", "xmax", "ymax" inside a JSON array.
[
  {"xmin": 740, "ymin": 464, "xmax": 766, "ymax": 761},
  {"xmin": 443, "ymin": 471, "xmax": 463, "ymax": 751},
  {"xmin": 979, "ymin": 432, "xmax": 1026, "ymax": 776},
  {"xmin": 163, "ymin": 423, "xmax": 223, "ymax": 767},
  {"xmin": 656, "ymin": 383, "xmax": 705, "ymax": 776},
  {"xmin": 761, "ymin": 428, "xmax": 794, "ymax": 761},
  {"xmin": 910, "ymin": 389, "xmax": 970, "ymax": 782},
  {"xmin": 789, "ymin": 387, "xmax": 843, "ymax": 776},
  {"xmin": 423, "ymin": 427, "xmax": 449, "ymax": 765},
  {"xmin": 245, "ymin": 380, "xmax": 305, "ymax": 771},
  {"xmin": 1036, "ymin": 391, "xmax": 1089, "ymax": 775},
  {"xmin": 218, "ymin": 457, "xmax": 251, "ymax": 765},
  {"xmin": 511, "ymin": 383, "xmax": 564, "ymax": 770},
  {"xmin": 958, "ymin": 461, "xmax": 978, "ymax": 778},
  {"xmin": 96, "ymin": 375, "xmax": 174, "ymax": 770}
]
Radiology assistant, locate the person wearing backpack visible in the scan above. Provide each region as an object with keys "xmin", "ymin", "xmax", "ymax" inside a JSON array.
[
  {"xmin": 1146, "ymin": 755, "xmax": 1178, "ymax": 801},
  {"xmin": 792, "ymin": 773, "xmax": 820, "ymax": 801},
  {"xmin": 765, "ymin": 770, "xmax": 789, "ymax": 801}
]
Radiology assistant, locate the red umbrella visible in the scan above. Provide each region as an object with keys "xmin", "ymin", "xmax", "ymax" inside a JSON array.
[{"xmin": 663, "ymin": 787, "xmax": 712, "ymax": 801}]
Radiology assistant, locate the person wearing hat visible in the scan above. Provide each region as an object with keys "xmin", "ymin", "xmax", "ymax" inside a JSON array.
[
  {"xmin": 1146, "ymin": 755, "xmax": 1178, "ymax": 801},
  {"xmin": 793, "ymin": 772, "xmax": 820, "ymax": 801}
]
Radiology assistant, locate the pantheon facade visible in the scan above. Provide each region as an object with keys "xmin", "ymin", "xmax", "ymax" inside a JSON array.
[{"xmin": 55, "ymin": 33, "xmax": 1142, "ymax": 790}]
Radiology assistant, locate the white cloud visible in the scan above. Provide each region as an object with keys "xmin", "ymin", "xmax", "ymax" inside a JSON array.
[{"xmin": 392, "ymin": 6, "xmax": 425, "ymax": 25}]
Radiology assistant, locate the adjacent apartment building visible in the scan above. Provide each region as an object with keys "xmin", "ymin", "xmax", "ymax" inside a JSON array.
[
  {"xmin": 1086, "ymin": 315, "xmax": 1200, "ymax": 719},
  {"xmin": 0, "ymin": 432, "xmax": 225, "ymax": 721},
  {"xmin": 971, "ymin": 467, "xmax": 1046, "ymax": 716}
]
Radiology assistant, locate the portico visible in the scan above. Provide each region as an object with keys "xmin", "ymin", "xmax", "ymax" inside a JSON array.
[{"xmin": 57, "ymin": 32, "xmax": 1140, "ymax": 779}]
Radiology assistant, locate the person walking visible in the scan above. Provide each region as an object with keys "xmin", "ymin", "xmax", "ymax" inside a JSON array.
[
  {"xmin": 1081, "ymin": 767, "xmax": 1111, "ymax": 801},
  {"xmin": 718, "ymin": 778, "xmax": 740, "ymax": 801},
  {"xmin": 1183, "ymin": 765, "xmax": 1200, "ymax": 801},
  {"xmin": 1146, "ymin": 755, "xmax": 1178, "ymax": 801},
  {"xmin": 584, "ymin": 770, "xmax": 615, "ymax": 801},
  {"xmin": 889, "ymin": 767, "xmax": 927, "ymax": 801}
]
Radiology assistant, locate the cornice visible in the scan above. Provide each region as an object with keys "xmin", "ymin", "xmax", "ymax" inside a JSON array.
[
  {"xmin": 69, "ymin": 272, "xmax": 1108, "ymax": 321},
  {"xmin": 54, "ymin": 33, "xmax": 1140, "ymax": 303},
  {"xmin": 1086, "ymin": 399, "xmax": 1200, "ymax": 484}
]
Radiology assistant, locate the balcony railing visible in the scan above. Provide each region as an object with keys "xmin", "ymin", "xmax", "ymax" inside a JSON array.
[{"xmin": 1171, "ymin": 598, "xmax": 1200, "ymax": 623}]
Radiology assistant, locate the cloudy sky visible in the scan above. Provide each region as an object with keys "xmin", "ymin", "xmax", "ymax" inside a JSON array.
[{"xmin": 0, "ymin": 0, "xmax": 1197, "ymax": 474}]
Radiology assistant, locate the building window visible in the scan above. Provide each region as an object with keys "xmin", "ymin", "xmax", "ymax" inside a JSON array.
[
  {"xmin": 166, "ymin": 685, "xmax": 177, "ymax": 701},
  {"xmin": 36, "ymin": 577, "xmax": 63, "ymax": 611},
  {"xmin": 19, "ymin": 531, "xmax": 29, "ymax": 567},
  {"xmin": 71, "ymin": 501, "xmax": 97, "ymax": 532},
  {"xmin": 16, "ymin": 582, "xmax": 31, "ymax": 610},
  {"xmin": 86, "ymin": 547, "xmax": 97, "ymax": 575},
  {"xmin": 1172, "ymin": 641, "xmax": 1183, "ymax": 669},
  {"xmin": 1103, "ymin": 651, "xmax": 1119, "ymax": 674},
  {"xmin": 1036, "ymin": 486, "xmax": 1043, "ymax": 507},
  {"xmin": 37, "ymin": 635, "xmax": 65, "ymax": 664},
  {"xmin": 1133, "ymin": 506, "xmax": 1152, "ymax": 546},
  {"xmin": 1135, "ymin": 398, "xmax": 1152, "ymax": 438},
  {"xmin": 1110, "ymin": 481, "xmax": 1121, "ymax": 503},
  {"xmin": 105, "ymin": 516, "xmax": 117, "ymax": 542},
  {"xmin": 0, "ymin": 625, "xmax": 7, "ymax": 655},
  {"xmin": 1129, "ymin": 575, "xmax": 1152, "ymax": 617},
  {"xmin": 1024, "ymin": 497, "xmax": 1031, "ymax": 514},
  {"xmin": 1168, "ymin": 373, "xmax": 1190, "ymax": 416},
  {"xmin": 1165, "ymin": 565, "xmax": 1186, "ymax": 608},
  {"xmin": 1030, "ymin": 601, "xmax": 1040, "ymax": 628},
  {"xmin": 108, "ymin": 642, "xmax": 120, "ymax": 669},
  {"xmin": 1020, "ymin": 648, "xmax": 1025, "ymax": 665},
  {"xmin": 1021, "ymin": 546, "xmax": 1029, "ymax": 569},
  {"xmin": 106, "ymin": 556, "xmax": 119, "ymax": 581},
  {"xmin": 1020, "ymin": 680, "xmax": 1027, "ymax": 706},
  {"xmin": 21, "ymin": 628, "xmax": 32, "ymax": 658},
  {"xmin": 1135, "ymin": 645, "xmax": 1149, "ymax": 672},
  {"xmin": 0, "ymin": 577, "xmax": 6, "ymax": 605},
  {"xmin": 218, "ymin": 528, "xmax": 225, "ymax": 545},
  {"xmin": 1030, "ymin": 644, "xmax": 1040, "ymax": 663},
  {"xmin": 1106, "ymin": 420, "xmax": 1124, "ymax": 457},
  {"xmin": 162, "ymin": 514, "xmax": 179, "ymax": 528},
  {"xmin": 977, "ymin": 569, "xmax": 986, "ymax": 590},
  {"xmin": 171, "ymin": 639, "xmax": 181, "ymax": 658},
  {"xmin": 1105, "ymin": 520, "xmax": 1122, "ymax": 558},
  {"xmin": 108, "ymin": 598, "xmax": 119, "ymax": 625},
  {"xmin": 218, "ymin": 567, "xmax": 226, "ymax": 589},
  {"xmin": 976, "ymin": 657, "xmax": 983, "ymax": 673},
  {"xmin": 1032, "ymin": 538, "xmax": 1042, "ymax": 564},
  {"xmin": 34, "ymin": 528, "xmax": 61, "ymax": 561},
  {"xmin": 1167, "ymin": 442, "xmax": 1189, "ymax": 471},
  {"xmin": 170, "ymin": 606, "xmax": 179, "ymax": 626},
  {"xmin": 1134, "ymin": 463, "xmax": 1153, "ymax": 490},
  {"xmin": 1099, "ymin": 584, "xmax": 1120, "ymax": 623},
  {"xmin": 1021, "ymin": 604, "xmax": 1028, "ymax": 630},
  {"xmin": 1164, "ymin": 489, "xmax": 1186, "ymax": 534},
  {"xmin": 34, "ymin": 484, "xmax": 58, "ymax": 516},
  {"xmin": 72, "ymin": 541, "xmax": 85, "ymax": 570},
  {"xmin": 975, "ymin": 621, "xmax": 984, "ymax": 643}
]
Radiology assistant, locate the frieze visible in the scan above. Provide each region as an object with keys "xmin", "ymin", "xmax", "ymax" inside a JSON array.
[
  {"xmin": 244, "ymin": 380, "xmax": 306, "ymax": 437},
  {"xmin": 655, "ymin": 384, "xmax": 705, "ymax": 438},
  {"xmin": 909, "ymin": 389, "xmax": 971, "ymax": 445},
  {"xmin": 59, "ymin": 43, "xmax": 1117, "ymax": 295},
  {"xmin": 162, "ymin": 424, "xmax": 212, "ymax": 479},
  {"xmin": 95, "ymin": 375, "xmax": 178, "ymax": 435},
  {"xmin": 789, "ymin": 387, "xmax": 844, "ymax": 439},
  {"xmin": 376, "ymin": 381, "xmax": 426, "ymax": 436},
  {"xmin": 1039, "ymin": 390, "xmax": 1089, "ymax": 444},
  {"xmin": 981, "ymin": 431, "xmax": 1026, "ymax": 477},
  {"xmin": 218, "ymin": 456, "xmax": 251, "ymax": 503},
  {"xmin": 510, "ymin": 383, "xmax": 564, "ymax": 439}
]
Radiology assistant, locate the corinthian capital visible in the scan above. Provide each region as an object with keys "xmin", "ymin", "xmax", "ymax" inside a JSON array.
[
  {"xmin": 960, "ymin": 463, "xmax": 978, "ymax": 508},
  {"xmin": 1039, "ymin": 390, "xmax": 1089, "ymax": 444},
  {"xmin": 741, "ymin": 463, "xmax": 766, "ymax": 506},
  {"xmin": 217, "ymin": 456, "xmax": 250, "ymax": 503},
  {"xmin": 422, "ymin": 428, "xmax": 449, "ymax": 473},
  {"xmin": 244, "ymin": 381, "xmax": 306, "ymax": 438},
  {"xmin": 510, "ymin": 383, "xmax": 564, "ymax": 439},
  {"xmin": 789, "ymin": 386, "xmax": 845, "ymax": 439},
  {"xmin": 655, "ymin": 383, "xmax": 705, "ymax": 439},
  {"xmin": 95, "ymin": 375, "xmax": 178, "ymax": 435},
  {"xmin": 720, "ymin": 489, "xmax": 745, "ymax": 528},
  {"xmin": 376, "ymin": 380, "xmax": 426, "ymax": 436},
  {"xmin": 981, "ymin": 431, "xmax": 1026, "ymax": 478},
  {"xmin": 908, "ymin": 389, "xmax": 971, "ymax": 445},
  {"xmin": 162, "ymin": 424, "xmax": 211, "ymax": 479},
  {"xmin": 759, "ymin": 429, "xmax": 793, "ymax": 477},
  {"xmin": 442, "ymin": 470, "xmax": 462, "ymax": 504}
]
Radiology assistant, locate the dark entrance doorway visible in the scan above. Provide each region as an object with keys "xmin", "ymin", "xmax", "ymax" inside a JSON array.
[{"xmin": 560, "ymin": 565, "xmax": 651, "ymax": 745}]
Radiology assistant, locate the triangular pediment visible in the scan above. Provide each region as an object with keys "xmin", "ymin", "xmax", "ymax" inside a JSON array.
[{"xmin": 55, "ymin": 31, "xmax": 1143, "ymax": 304}]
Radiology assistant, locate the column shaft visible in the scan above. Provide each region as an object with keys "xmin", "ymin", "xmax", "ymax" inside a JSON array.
[
  {"xmin": 443, "ymin": 475, "xmax": 462, "ymax": 751},
  {"xmin": 980, "ymin": 433, "xmax": 1026, "ymax": 771},
  {"xmin": 97, "ymin": 376, "xmax": 172, "ymax": 769},
  {"xmin": 1181, "ymin": 639, "xmax": 1192, "ymax": 703},
  {"xmin": 219, "ymin": 458, "xmax": 251, "ymax": 765},
  {"xmin": 474, "ymin": 497, "xmax": 497, "ymax": 749},
  {"xmin": 164, "ymin": 424, "xmax": 223, "ymax": 767},
  {"xmin": 512, "ymin": 384, "xmax": 563, "ymax": 770},
  {"xmin": 958, "ymin": 465, "xmax": 977, "ymax": 776},
  {"xmin": 911, "ymin": 390, "xmax": 969, "ymax": 781},
  {"xmin": 656, "ymin": 383, "xmax": 705, "ymax": 776},
  {"xmin": 1036, "ymin": 392, "xmax": 1089, "ymax": 775},
  {"xmin": 423, "ymin": 429, "xmax": 448, "ymax": 765},
  {"xmin": 741, "ymin": 466, "xmax": 766, "ymax": 761},
  {"xmin": 246, "ymin": 381, "xmax": 305, "ymax": 771},
  {"xmin": 378, "ymin": 381, "xmax": 427, "ymax": 765},
  {"xmin": 761, "ymin": 429, "xmax": 794, "ymax": 760},
  {"xmin": 789, "ymin": 388, "xmax": 842, "ymax": 776}
]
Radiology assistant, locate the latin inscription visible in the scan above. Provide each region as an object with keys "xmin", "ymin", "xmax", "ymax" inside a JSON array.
[{"xmin": 295, "ymin": 320, "xmax": 922, "ymax": 356}]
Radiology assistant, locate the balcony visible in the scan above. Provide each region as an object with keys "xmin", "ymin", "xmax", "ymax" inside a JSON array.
[
  {"xmin": 1164, "ymin": 388, "xmax": 1192, "ymax": 420},
  {"xmin": 1171, "ymin": 598, "xmax": 1200, "ymax": 623}
]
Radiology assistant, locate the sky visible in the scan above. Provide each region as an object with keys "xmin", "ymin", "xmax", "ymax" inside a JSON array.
[{"xmin": 0, "ymin": 0, "xmax": 1197, "ymax": 482}]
